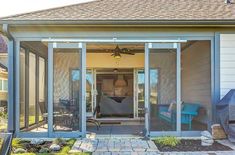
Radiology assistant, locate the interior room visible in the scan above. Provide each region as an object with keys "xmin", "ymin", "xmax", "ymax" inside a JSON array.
[
  {"xmin": 96, "ymin": 69, "xmax": 134, "ymax": 118},
  {"xmin": 86, "ymin": 43, "xmax": 145, "ymax": 135}
]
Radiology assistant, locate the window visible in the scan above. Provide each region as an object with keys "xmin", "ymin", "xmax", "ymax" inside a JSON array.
[
  {"xmin": 3, "ymin": 80, "xmax": 7, "ymax": 91},
  {"xmin": 0, "ymin": 78, "xmax": 8, "ymax": 92}
]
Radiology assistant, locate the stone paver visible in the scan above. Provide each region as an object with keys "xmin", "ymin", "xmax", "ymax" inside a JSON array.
[
  {"xmin": 70, "ymin": 138, "xmax": 158, "ymax": 153},
  {"xmin": 70, "ymin": 137, "xmax": 235, "ymax": 155}
]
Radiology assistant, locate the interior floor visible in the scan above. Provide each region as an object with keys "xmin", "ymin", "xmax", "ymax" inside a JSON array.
[
  {"xmin": 87, "ymin": 120, "xmax": 145, "ymax": 136},
  {"xmin": 28, "ymin": 118, "xmax": 206, "ymax": 133}
]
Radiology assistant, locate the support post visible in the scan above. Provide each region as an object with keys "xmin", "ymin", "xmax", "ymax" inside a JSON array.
[
  {"xmin": 15, "ymin": 40, "xmax": 20, "ymax": 135},
  {"xmin": 35, "ymin": 55, "xmax": 39, "ymax": 124},
  {"xmin": 176, "ymin": 43, "xmax": 181, "ymax": 133},
  {"xmin": 25, "ymin": 49, "xmax": 29, "ymax": 128},
  {"xmin": 144, "ymin": 43, "xmax": 150, "ymax": 137},
  {"xmin": 48, "ymin": 43, "xmax": 53, "ymax": 137},
  {"xmin": 7, "ymin": 40, "xmax": 15, "ymax": 133},
  {"xmin": 80, "ymin": 43, "xmax": 86, "ymax": 137}
]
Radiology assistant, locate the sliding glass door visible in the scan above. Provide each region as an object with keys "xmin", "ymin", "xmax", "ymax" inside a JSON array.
[
  {"xmin": 70, "ymin": 69, "xmax": 94, "ymax": 116},
  {"xmin": 134, "ymin": 69, "xmax": 145, "ymax": 118},
  {"xmin": 48, "ymin": 43, "xmax": 86, "ymax": 137},
  {"xmin": 86, "ymin": 70, "xmax": 94, "ymax": 116}
]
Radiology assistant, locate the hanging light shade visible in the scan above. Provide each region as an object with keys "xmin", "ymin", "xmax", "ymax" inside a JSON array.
[
  {"xmin": 113, "ymin": 68, "xmax": 118, "ymax": 72},
  {"xmin": 114, "ymin": 51, "xmax": 121, "ymax": 59},
  {"xmin": 115, "ymin": 75, "xmax": 127, "ymax": 87}
]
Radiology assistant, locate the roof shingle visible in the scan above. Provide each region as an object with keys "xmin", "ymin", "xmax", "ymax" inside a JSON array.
[{"xmin": 1, "ymin": 0, "xmax": 235, "ymax": 21}]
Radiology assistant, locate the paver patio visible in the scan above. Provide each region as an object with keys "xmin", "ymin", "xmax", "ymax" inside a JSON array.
[
  {"xmin": 70, "ymin": 137, "xmax": 159, "ymax": 154},
  {"xmin": 69, "ymin": 137, "xmax": 235, "ymax": 155}
]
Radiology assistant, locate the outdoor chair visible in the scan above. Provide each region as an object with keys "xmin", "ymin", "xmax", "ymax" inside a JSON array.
[
  {"xmin": 59, "ymin": 99, "xmax": 101, "ymax": 130},
  {"xmin": 158, "ymin": 102, "xmax": 200, "ymax": 130},
  {"xmin": 86, "ymin": 105, "xmax": 101, "ymax": 130},
  {"xmin": 38, "ymin": 101, "xmax": 48, "ymax": 128},
  {"xmin": 58, "ymin": 99, "xmax": 77, "ymax": 128}
]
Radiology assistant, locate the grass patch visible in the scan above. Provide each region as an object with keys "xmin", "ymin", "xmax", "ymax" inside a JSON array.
[
  {"xmin": 154, "ymin": 136, "xmax": 180, "ymax": 147},
  {"xmin": 11, "ymin": 138, "xmax": 91, "ymax": 155},
  {"xmin": 57, "ymin": 138, "xmax": 76, "ymax": 154},
  {"xmin": 0, "ymin": 123, "xmax": 7, "ymax": 131},
  {"xmin": 0, "ymin": 138, "xmax": 3, "ymax": 150},
  {"xmin": 12, "ymin": 138, "xmax": 24, "ymax": 149}
]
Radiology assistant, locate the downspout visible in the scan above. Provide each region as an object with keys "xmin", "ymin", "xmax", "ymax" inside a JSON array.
[{"xmin": 2, "ymin": 24, "xmax": 15, "ymax": 136}]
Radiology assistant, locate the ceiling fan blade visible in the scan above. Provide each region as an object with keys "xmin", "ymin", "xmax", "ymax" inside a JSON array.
[
  {"xmin": 121, "ymin": 48, "xmax": 136, "ymax": 54},
  {"xmin": 121, "ymin": 48, "xmax": 129, "ymax": 51},
  {"xmin": 105, "ymin": 49, "xmax": 113, "ymax": 52},
  {"xmin": 120, "ymin": 51, "xmax": 135, "ymax": 55}
]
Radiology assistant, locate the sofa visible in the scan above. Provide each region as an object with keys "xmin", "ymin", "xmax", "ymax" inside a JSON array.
[{"xmin": 99, "ymin": 95, "xmax": 133, "ymax": 116}]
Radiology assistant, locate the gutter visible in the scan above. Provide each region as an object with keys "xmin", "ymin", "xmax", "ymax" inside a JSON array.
[
  {"xmin": 2, "ymin": 24, "xmax": 13, "ymax": 40},
  {"xmin": 2, "ymin": 24, "xmax": 15, "ymax": 136},
  {"xmin": 1, "ymin": 19, "xmax": 235, "ymax": 26}
]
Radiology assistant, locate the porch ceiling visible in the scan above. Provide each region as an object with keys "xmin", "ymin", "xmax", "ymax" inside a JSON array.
[{"xmin": 21, "ymin": 42, "xmax": 194, "ymax": 54}]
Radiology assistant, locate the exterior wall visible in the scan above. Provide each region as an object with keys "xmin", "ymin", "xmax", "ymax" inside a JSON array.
[
  {"xmin": 181, "ymin": 41, "xmax": 211, "ymax": 123},
  {"xmin": 9, "ymin": 26, "xmax": 235, "ymax": 38},
  {"xmin": 0, "ymin": 72, "xmax": 8, "ymax": 101},
  {"xmin": 220, "ymin": 34, "xmax": 235, "ymax": 99},
  {"xmin": 0, "ymin": 54, "xmax": 8, "ymax": 68},
  {"xmin": 0, "ymin": 54, "xmax": 8, "ymax": 101}
]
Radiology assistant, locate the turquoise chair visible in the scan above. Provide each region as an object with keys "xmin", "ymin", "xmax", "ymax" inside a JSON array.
[{"xmin": 159, "ymin": 102, "xmax": 200, "ymax": 130}]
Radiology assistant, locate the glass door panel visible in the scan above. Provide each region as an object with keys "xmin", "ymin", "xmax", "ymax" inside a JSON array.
[
  {"xmin": 70, "ymin": 69, "xmax": 93, "ymax": 116},
  {"xmin": 38, "ymin": 57, "xmax": 46, "ymax": 122},
  {"xmin": 137, "ymin": 69, "xmax": 145, "ymax": 118},
  {"xmin": 86, "ymin": 70, "xmax": 93, "ymax": 116}
]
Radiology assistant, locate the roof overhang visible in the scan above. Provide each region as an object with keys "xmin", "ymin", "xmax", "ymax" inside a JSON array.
[{"xmin": 1, "ymin": 19, "xmax": 235, "ymax": 27}]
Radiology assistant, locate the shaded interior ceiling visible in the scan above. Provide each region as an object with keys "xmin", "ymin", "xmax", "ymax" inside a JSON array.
[{"xmin": 21, "ymin": 41, "xmax": 198, "ymax": 55}]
